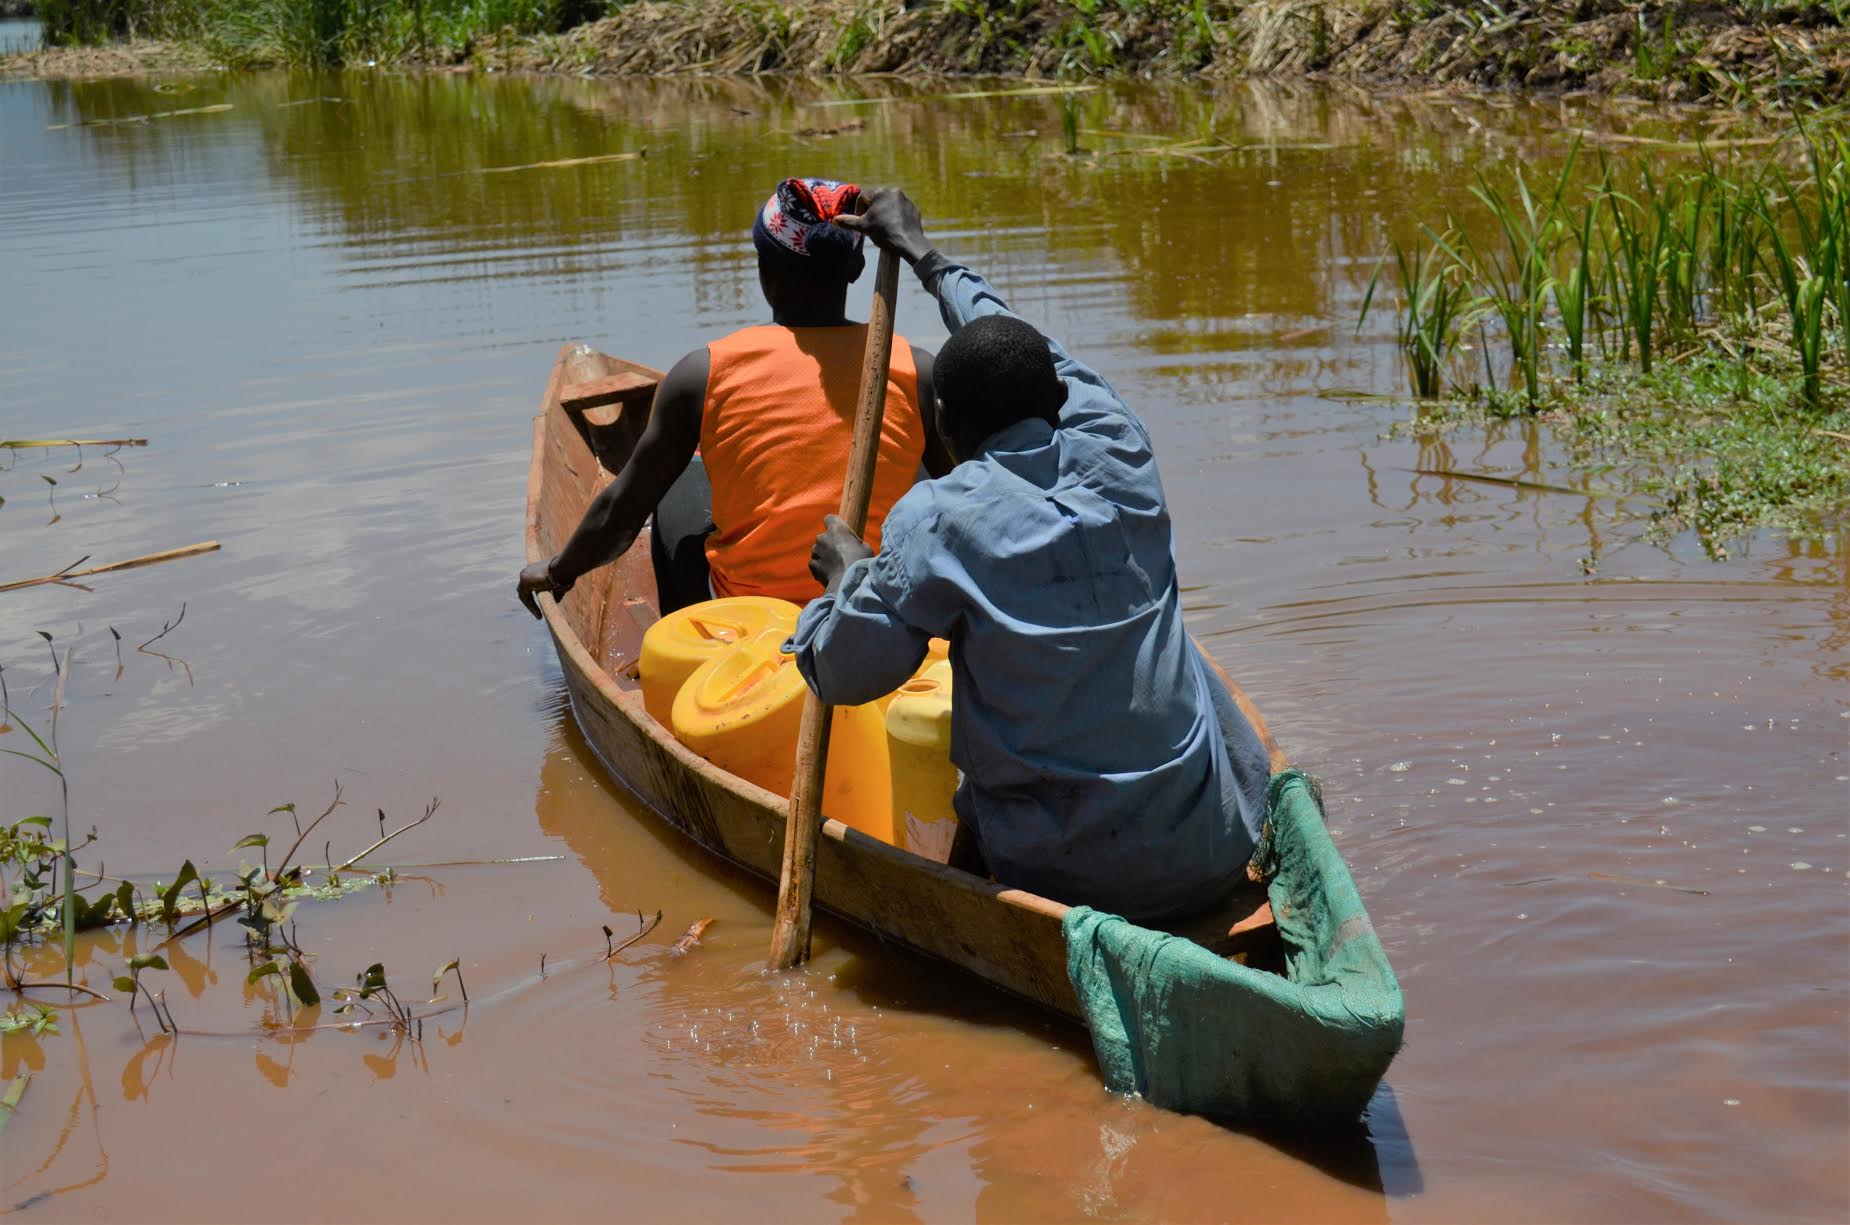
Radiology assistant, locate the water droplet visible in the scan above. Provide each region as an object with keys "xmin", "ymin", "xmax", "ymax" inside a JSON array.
[
  {"xmin": 1447, "ymin": 778, "xmax": 1467, "ymax": 786},
  {"xmin": 1388, "ymin": 761, "xmax": 1410, "ymax": 773},
  {"xmin": 1790, "ymin": 862, "xmax": 1811, "ymax": 871},
  {"xmin": 1748, "ymin": 825, "xmax": 1766, "ymax": 833},
  {"xmin": 1723, "ymin": 1098, "xmax": 1740, "ymax": 1107}
]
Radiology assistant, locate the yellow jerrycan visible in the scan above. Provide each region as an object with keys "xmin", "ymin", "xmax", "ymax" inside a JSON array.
[
  {"xmin": 638, "ymin": 596, "xmax": 801, "ymax": 727},
  {"xmin": 885, "ymin": 660, "xmax": 959, "ymax": 862},
  {"xmin": 671, "ymin": 624, "xmax": 894, "ymax": 843}
]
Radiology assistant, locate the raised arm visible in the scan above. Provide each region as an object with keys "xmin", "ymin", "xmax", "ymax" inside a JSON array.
[
  {"xmin": 517, "ymin": 347, "xmax": 706, "ymax": 617},
  {"xmin": 838, "ymin": 190, "xmax": 1148, "ymax": 448}
]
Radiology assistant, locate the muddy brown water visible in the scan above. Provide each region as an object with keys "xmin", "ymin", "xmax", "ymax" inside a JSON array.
[{"xmin": 1, "ymin": 73, "xmax": 1844, "ymax": 1222}]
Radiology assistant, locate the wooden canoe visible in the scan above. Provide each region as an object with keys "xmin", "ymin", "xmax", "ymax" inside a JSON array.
[{"xmin": 526, "ymin": 344, "xmax": 1403, "ymax": 1121}]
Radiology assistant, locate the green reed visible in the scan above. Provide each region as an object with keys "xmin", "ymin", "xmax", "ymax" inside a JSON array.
[
  {"xmin": 1460, "ymin": 155, "xmax": 1578, "ymax": 407},
  {"xmin": 1369, "ymin": 128, "xmax": 1847, "ymax": 410},
  {"xmin": 1361, "ymin": 229, "xmax": 1479, "ymax": 399},
  {"xmin": 1552, "ymin": 204, "xmax": 1598, "ymax": 382}
]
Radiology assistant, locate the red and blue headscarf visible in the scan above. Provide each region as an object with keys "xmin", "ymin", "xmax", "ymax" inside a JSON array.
[{"xmin": 752, "ymin": 177, "xmax": 866, "ymax": 284}]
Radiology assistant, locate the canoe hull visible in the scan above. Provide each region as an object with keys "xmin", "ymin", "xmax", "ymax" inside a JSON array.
[{"xmin": 526, "ymin": 343, "xmax": 1403, "ymax": 1123}]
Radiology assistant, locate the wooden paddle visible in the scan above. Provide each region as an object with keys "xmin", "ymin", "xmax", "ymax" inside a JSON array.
[{"xmin": 768, "ymin": 244, "xmax": 902, "ymax": 971}]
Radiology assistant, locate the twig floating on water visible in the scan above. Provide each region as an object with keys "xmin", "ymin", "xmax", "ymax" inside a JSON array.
[
  {"xmin": 604, "ymin": 910, "xmax": 664, "ymax": 962},
  {"xmin": 1, "ymin": 438, "xmax": 147, "ymax": 449},
  {"xmin": 136, "ymin": 602, "xmax": 186, "ymax": 652},
  {"xmin": 476, "ymin": 151, "xmax": 645, "ymax": 175},
  {"xmin": 332, "ymin": 797, "xmax": 440, "ymax": 873},
  {"xmin": 9, "ymin": 979, "xmax": 110, "ymax": 1002},
  {"xmin": 805, "ymin": 83, "xmax": 1098, "ymax": 108},
  {"xmin": 670, "ymin": 917, "xmax": 715, "ymax": 956},
  {"xmin": 1410, "ymin": 469, "xmax": 1600, "ymax": 498},
  {"xmin": 0, "ymin": 541, "xmax": 221, "ymax": 594},
  {"xmin": 1587, "ymin": 871, "xmax": 1710, "ymax": 896},
  {"xmin": 47, "ymin": 103, "xmax": 232, "ymax": 130}
]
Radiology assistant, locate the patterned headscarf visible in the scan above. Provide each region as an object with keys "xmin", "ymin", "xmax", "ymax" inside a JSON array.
[{"xmin": 751, "ymin": 177, "xmax": 866, "ymax": 284}]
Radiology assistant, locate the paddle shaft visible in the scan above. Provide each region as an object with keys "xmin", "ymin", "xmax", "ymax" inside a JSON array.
[{"xmin": 768, "ymin": 247, "xmax": 901, "ymax": 970}]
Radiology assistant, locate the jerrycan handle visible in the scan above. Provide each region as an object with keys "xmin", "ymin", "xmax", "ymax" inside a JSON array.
[{"xmin": 686, "ymin": 616, "xmax": 742, "ymax": 644}]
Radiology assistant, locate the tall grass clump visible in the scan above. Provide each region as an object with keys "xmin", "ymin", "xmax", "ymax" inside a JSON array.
[
  {"xmin": 1368, "ymin": 128, "xmax": 1850, "ymax": 412},
  {"xmin": 39, "ymin": 0, "xmax": 603, "ymax": 64}
]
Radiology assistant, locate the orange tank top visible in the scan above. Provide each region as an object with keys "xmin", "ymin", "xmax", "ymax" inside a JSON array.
[{"xmin": 701, "ymin": 325, "xmax": 925, "ymax": 602}]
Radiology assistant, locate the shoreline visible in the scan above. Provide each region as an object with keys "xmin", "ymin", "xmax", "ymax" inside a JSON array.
[{"xmin": 3, "ymin": 2, "xmax": 1845, "ymax": 110}]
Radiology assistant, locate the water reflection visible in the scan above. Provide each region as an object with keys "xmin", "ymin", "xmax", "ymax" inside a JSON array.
[
  {"xmin": 532, "ymin": 710, "xmax": 1401, "ymax": 1220},
  {"xmin": 3, "ymin": 67, "xmax": 1845, "ymax": 1223}
]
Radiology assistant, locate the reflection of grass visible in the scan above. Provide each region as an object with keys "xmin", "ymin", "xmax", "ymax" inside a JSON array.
[{"xmin": 1401, "ymin": 351, "xmax": 1850, "ymax": 559}]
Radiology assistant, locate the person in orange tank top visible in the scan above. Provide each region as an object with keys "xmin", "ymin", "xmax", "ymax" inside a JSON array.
[{"xmin": 518, "ymin": 177, "xmax": 951, "ymax": 618}]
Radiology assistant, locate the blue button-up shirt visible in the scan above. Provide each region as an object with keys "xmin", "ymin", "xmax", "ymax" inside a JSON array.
[{"xmin": 790, "ymin": 255, "xmax": 1271, "ymax": 921}]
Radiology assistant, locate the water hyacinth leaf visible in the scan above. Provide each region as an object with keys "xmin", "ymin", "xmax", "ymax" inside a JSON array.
[
  {"xmin": 247, "ymin": 961, "xmax": 283, "ymax": 985},
  {"xmin": 289, "ymin": 960, "xmax": 319, "ymax": 1006},
  {"xmin": 433, "ymin": 958, "xmax": 460, "ymax": 993},
  {"xmin": 113, "ymin": 880, "xmax": 134, "ymax": 922},
  {"xmin": 130, "ymin": 954, "xmax": 169, "ymax": 972},
  {"xmin": 19, "ymin": 816, "xmax": 52, "ymax": 829},
  {"xmin": 268, "ymin": 803, "xmax": 295, "ymax": 815},
  {"xmin": 113, "ymin": 976, "xmax": 135, "ymax": 994},
  {"xmin": 231, "ymin": 833, "xmax": 269, "ymax": 852},
  {"xmin": 159, "ymin": 860, "xmax": 199, "ymax": 926},
  {"xmin": 359, "ymin": 962, "xmax": 387, "ymax": 995}
]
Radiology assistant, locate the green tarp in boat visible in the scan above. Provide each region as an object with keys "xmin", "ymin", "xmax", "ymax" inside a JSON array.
[{"xmin": 1064, "ymin": 770, "xmax": 1404, "ymax": 1127}]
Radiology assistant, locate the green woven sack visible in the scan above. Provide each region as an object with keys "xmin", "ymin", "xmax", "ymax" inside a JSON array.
[{"xmin": 1064, "ymin": 770, "xmax": 1404, "ymax": 1127}]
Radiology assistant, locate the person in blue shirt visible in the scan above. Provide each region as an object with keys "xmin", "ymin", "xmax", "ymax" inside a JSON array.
[{"xmin": 789, "ymin": 188, "xmax": 1274, "ymax": 923}]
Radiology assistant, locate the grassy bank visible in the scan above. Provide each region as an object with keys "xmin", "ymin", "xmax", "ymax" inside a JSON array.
[
  {"xmin": 1369, "ymin": 128, "xmax": 1848, "ymax": 559},
  {"xmin": 30, "ymin": 0, "xmax": 599, "ymax": 66},
  {"xmin": 11, "ymin": 2, "xmax": 1848, "ymax": 107}
]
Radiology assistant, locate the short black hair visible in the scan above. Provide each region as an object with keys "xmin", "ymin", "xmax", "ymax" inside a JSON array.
[{"xmin": 935, "ymin": 315, "xmax": 1064, "ymax": 442}]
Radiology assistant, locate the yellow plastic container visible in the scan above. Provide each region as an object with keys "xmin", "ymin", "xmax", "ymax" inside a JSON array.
[
  {"xmin": 638, "ymin": 596, "xmax": 801, "ymax": 727},
  {"xmin": 671, "ymin": 625, "xmax": 894, "ymax": 843},
  {"xmin": 885, "ymin": 660, "xmax": 960, "ymax": 862}
]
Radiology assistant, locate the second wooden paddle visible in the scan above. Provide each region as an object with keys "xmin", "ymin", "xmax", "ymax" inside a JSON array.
[{"xmin": 767, "ymin": 245, "xmax": 902, "ymax": 971}]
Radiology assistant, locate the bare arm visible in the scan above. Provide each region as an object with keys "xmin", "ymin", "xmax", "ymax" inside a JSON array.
[{"xmin": 517, "ymin": 347, "xmax": 707, "ymax": 616}]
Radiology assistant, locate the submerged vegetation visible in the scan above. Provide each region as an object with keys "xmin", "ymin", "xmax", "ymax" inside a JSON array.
[
  {"xmin": 1365, "ymin": 127, "xmax": 1849, "ymax": 558},
  {"xmin": 15, "ymin": 1, "xmax": 1850, "ymax": 106}
]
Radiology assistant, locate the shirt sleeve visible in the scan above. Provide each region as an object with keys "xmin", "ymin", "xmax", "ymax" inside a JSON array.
[
  {"xmin": 913, "ymin": 251, "xmax": 1152, "ymax": 450},
  {"xmin": 789, "ymin": 545, "xmax": 931, "ymax": 708}
]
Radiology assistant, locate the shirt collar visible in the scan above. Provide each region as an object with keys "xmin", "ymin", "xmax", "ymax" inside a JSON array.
[{"xmin": 971, "ymin": 415, "xmax": 1055, "ymax": 458}]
